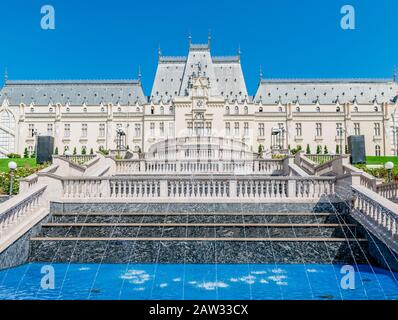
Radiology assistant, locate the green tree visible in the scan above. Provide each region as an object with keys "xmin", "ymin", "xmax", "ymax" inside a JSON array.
[
  {"xmin": 90, "ymin": 148, "xmax": 94, "ymax": 155},
  {"xmin": 30, "ymin": 152, "xmax": 35, "ymax": 159},
  {"xmin": 345, "ymin": 144, "xmax": 349, "ymax": 154},
  {"xmin": 54, "ymin": 147, "xmax": 59, "ymax": 155},
  {"xmin": 81, "ymin": 147, "xmax": 87, "ymax": 155},
  {"xmin": 324, "ymin": 146, "xmax": 328, "ymax": 154},
  {"xmin": 24, "ymin": 147, "xmax": 29, "ymax": 158},
  {"xmin": 73, "ymin": 147, "xmax": 77, "ymax": 155},
  {"xmin": 336, "ymin": 145, "xmax": 340, "ymax": 155},
  {"xmin": 305, "ymin": 144, "xmax": 311, "ymax": 155},
  {"xmin": 316, "ymin": 145, "xmax": 322, "ymax": 154}
]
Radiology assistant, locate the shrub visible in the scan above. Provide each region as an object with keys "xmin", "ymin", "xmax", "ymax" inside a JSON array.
[
  {"xmin": 73, "ymin": 147, "xmax": 77, "ymax": 155},
  {"xmin": 0, "ymin": 164, "xmax": 47, "ymax": 195},
  {"xmin": 54, "ymin": 147, "xmax": 59, "ymax": 155},
  {"xmin": 81, "ymin": 147, "xmax": 87, "ymax": 155},
  {"xmin": 90, "ymin": 148, "xmax": 94, "ymax": 155},
  {"xmin": 336, "ymin": 145, "xmax": 340, "ymax": 155},
  {"xmin": 324, "ymin": 146, "xmax": 328, "ymax": 154},
  {"xmin": 305, "ymin": 144, "xmax": 311, "ymax": 155},
  {"xmin": 7, "ymin": 153, "xmax": 21, "ymax": 159},
  {"xmin": 24, "ymin": 148, "xmax": 29, "ymax": 158},
  {"xmin": 30, "ymin": 152, "xmax": 35, "ymax": 159},
  {"xmin": 316, "ymin": 145, "xmax": 322, "ymax": 154}
]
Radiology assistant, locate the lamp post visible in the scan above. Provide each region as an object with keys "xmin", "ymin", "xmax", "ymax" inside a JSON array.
[
  {"xmin": 385, "ymin": 161, "xmax": 394, "ymax": 183},
  {"xmin": 8, "ymin": 161, "xmax": 17, "ymax": 196}
]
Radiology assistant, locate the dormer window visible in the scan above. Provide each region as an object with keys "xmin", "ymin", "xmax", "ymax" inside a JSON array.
[
  {"xmin": 354, "ymin": 106, "xmax": 358, "ymax": 112},
  {"xmin": 278, "ymin": 107, "xmax": 282, "ymax": 112},
  {"xmin": 225, "ymin": 106, "xmax": 230, "ymax": 115},
  {"xmin": 101, "ymin": 107, "xmax": 105, "ymax": 112},
  {"xmin": 259, "ymin": 107, "xmax": 263, "ymax": 112},
  {"xmin": 83, "ymin": 107, "xmax": 87, "ymax": 112},
  {"xmin": 296, "ymin": 107, "xmax": 300, "ymax": 112},
  {"xmin": 151, "ymin": 106, "xmax": 155, "ymax": 115},
  {"xmin": 136, "ymin": 107, "xmax": 140, "ymax": 112},
  {"xmin": 66, "ymin": 107, "xmax": 70, "ymax": 112},
  {"xmin": 30, "ymin": 108, "xmax": 34, "ymax": 113},
  {"xmin": 336, "ymin": 106, "xmax": 341, "ymax": 112},
  {"xmin": 160, "ymin": 106, "xmax": 164, "ymax": 115},
  {"xmin": 244, "ymin": 106, "xmax": 248, "ymax": 114},
  {"xmin": 374, "ymin": 106, "xmax": 379, "ymax": 112},
  {"xmin": 49, "ymin": 107, "xmax": 53, "ymax": 113},
  {"xmin": 316, "ymin": 106, "xmax": 320, "ymax": 112},
  {"xmin": 117, "ymin": 107, "xmax": 122, "ymax": 112},
  {"xmin": 234, "ymin": 106, "xmax": 239, "ymax": 115}
]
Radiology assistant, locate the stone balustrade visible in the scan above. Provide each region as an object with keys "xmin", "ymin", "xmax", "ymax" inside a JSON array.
[
  {"xmin": 376, "ymin": 182, "xmax": 398, "ymax": 200},
  {"xmin": 0, "ymin": 185, "xmax": 47, "ymax": 240},
  {"xmin": 59, "ymin": 154, "xmax": 96, "ymax": 165},
  {"xmin": 61, "ymin": 176, "xmax": 335, "ymax": 200},
  {"xmin": 114, "ymin": 159, "xmax": 284, "ymax": 175},
  {"xmin": 351, "ymin": 185, "xmax": 398, "ymax": 251},
  {"xmin": 306, "ymin": 154, "xmax": 339, "ymax": 165}
]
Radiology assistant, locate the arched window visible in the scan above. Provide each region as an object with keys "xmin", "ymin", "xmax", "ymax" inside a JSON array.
[
  {"xmin": 375, "ymin": 145, "xmax": 381, "ymax": 156},
  {"xmin": 316, "ymin": 106, "xmax": 320, "ymax": 112},
  {"xmin": 0, "ymin": 109, "xmax": 16, "ymax": 154}
]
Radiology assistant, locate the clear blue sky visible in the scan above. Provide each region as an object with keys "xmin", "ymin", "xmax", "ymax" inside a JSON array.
[{"xmin": 0, "ymin": 0, "xmax": 397, "ymax": 95}]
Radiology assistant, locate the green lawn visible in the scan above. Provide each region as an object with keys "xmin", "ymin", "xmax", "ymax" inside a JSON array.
[
  {"xmin": 0, "ymin": 158, "xmax": 38, "ymax": 173},
  {"xmin": 365, "ymin": 156, "xmax": 398, "ymax": 166}
]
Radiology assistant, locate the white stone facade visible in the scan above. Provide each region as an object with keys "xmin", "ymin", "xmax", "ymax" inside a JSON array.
[{"xmin": 1, "ymin": 39, "xmax": 398, "ymax": 158}]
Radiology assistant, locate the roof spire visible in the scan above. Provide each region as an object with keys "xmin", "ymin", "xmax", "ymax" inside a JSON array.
[
  {"xmin": 138, "ymin": 65, "xmax": 142, "ymax": 83},
  {"xmin": 158, "ymin": 44, "xmax": 162, "ymax": 60},
  {"xmin": 4, "ymin": 67, "xmax": 8, "ymax": 83},
  {"xmin": 237, "ymin": 44, "xmax": 241, "ymax": 61},
  {"xmin": 259, "ymin": 65, "xmax": 263, "ymax": 82},
  {"xmin": 207, "ymin": 29, "xmax": 211, "ymax": 49},
  {"xmin": 188, "ymin": 32, "xmax": 192, "ymax": 47},
  {"xmin": 394, "ymin": 65, "xmax": 397, "ymax": 82}
]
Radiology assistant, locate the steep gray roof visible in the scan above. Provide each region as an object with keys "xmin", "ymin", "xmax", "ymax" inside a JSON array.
[
  {"xmin": 150, "ymin": 43, "xmax": 248, "ymax": 102},
  {"xmin": 255, "ymin": 79, "xmax": 398, "ymax": 104},
  {"xmin": 0, "ymin": 80, "xmax": 147, "ymax": 106}
]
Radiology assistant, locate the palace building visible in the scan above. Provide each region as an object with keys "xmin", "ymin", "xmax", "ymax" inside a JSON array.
[{"xmin": 1, "ymin": 36, "xmax": 398, "ymax": 158}]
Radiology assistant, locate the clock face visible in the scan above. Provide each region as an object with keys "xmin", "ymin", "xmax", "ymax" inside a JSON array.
[{"xmin": 196, "ymin": 100, "xmax": 203, "ymax": 107}]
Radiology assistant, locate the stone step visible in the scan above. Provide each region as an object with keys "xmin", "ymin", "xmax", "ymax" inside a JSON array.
[
  {"xmin": 38, "ymin": 223, "xmax": 357, "ymax": 238},
  {"xmin": 50, "ymin": 212, "xmax": 346, "ymax": 224},
  {"xmin": 28, "ymin": 237, "xmax": 369, "ymax": 264}
]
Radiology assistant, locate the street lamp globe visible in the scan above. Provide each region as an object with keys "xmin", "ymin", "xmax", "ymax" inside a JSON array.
[
  {"xmin": 384, "ymin": 162, "xmax": 394, "ymax": 170},
  {"xmin": 8, "ymin": 161, "xmax": 17, "ymax": 171},
  {"xmin": 64, "ymin": 150, "xmax": 72, "ymax": 157}
]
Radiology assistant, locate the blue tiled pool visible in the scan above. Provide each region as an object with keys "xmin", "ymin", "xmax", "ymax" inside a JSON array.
[{"xmin": 0, "ymin": 263, "xmax": 397, "ymax": 300}]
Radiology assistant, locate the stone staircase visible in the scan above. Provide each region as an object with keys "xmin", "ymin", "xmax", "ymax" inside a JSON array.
[{"xmin": 28, "ymin": 204, "xmax": 371, "ymax": 264}]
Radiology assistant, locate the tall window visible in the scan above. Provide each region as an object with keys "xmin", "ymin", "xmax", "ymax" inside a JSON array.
[
  {"xmin": 375, "ymin": 145, "xmax": 381, "ymax": 156},
  {"xmin": 28, "ymin": 124, "xmax": 35, "ymax": 137},
  {"xmin": 354, "ymin": 123, "xmax": 360, "ymax": 135},
  {"xmin": 244, "ymin": 122, "xmax": 249, "ymax": 136},
  {"xmin": 134, "ymin": 124, "xmax": 141, "ymax": 137},
  {"xmin": 99, "ymin": 123, "xmax": 105, "ymax": 137},
  {"xmin": 159, "ymin": 122, "xmax": 164, "ymax": 136},
  {"xmin": 205, "ymin": 122, "xmax": 212, "ymax": 135},
  {"xmin": 234, "ymin": 122, "xmax": 240, "ymax": 136},
  {"xmin": 225, "ymin": 122, "xmax": 231, "ymax": 136},
  {"xmin": 47, "ymin": 123, "xmax": 53, "ymax": 136},
  {"xmin": 374, "ymin": 123, "xmax": 381, "ymax": 136},
  {"xmin": 315, "ymin": 123, "xmax": 322, "ymax": 136},
  {"xmin": 64, "ymin": 124, "xmax": 70, "ymax": 138},
  {"xmin": 194, "ymin": 122, "xmax": 204, "ymax": 136},
  {"xmin": 336, "ymin": 123, "xmax": 343, "ymax": 136},
  {"xmin": 150, "ymin": 122, "xmax": 155, "ymax": 136},
  {"xmin": 81, "ymin": 124, "xmax": 88, "ymax": 137},
  {"xmin": 0, "ymin": 110, "xmax": 15, "ymax": 153},
  {"xmin": 258, "ymin": 123, "xmax": 265, "ymax": 136},
  {"xmin": 187, "ymin": 122, "xmax": 193, "ymax": 136},
  {"xmin": 295, "ymin": 123, "xmax": 302, "ymax": 137},
  {"xmin": 168, "ymin": 122, "xmax": 174, "ymax": 137}
]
